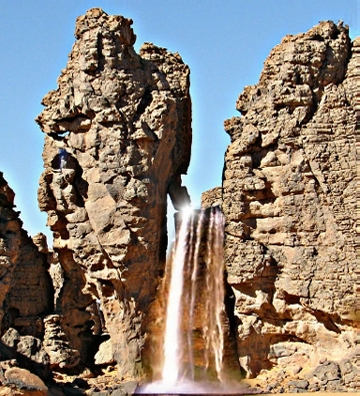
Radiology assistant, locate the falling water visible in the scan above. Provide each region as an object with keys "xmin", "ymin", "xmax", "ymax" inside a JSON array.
[
  {"xmin": 161, "ymin": 207, "xmax": 193, "ymax": 385},
  {"xmin": 139, "ymin": 206, "xmax": 230, "ymax": 394}
]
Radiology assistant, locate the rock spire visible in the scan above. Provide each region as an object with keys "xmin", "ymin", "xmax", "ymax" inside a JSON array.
[
  {"xmin": 204, "ymin": 21, "xmax": 357, "ymax": 392},
  {"xmin": 36, "ymin": 8, "xmax": 192, "ymax": 378}
]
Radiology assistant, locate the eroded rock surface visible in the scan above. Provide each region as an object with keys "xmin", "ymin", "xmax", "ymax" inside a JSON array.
[
  {"xmin": 36, "ymin": 8, "xmax": 191, "ymax": 378},
  {"xmin": 217, "ymin": 22, "xmax": 357, "ymax": 390},
  {"xmin": 0, "ymin": 172, "xmax": 19, "ymax": 332},
  {"xmin": 0, "ymin": 173, "xmax": 53, "ymax": 338}
]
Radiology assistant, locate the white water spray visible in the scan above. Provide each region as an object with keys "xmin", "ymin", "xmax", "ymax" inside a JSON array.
[
  {"xmin": 161, "ymin": 208, "xmax": 192, "ymax": 386},
  {"xmin": 139, "ymin": 206, "xmax": 231, "ymax": 394}
]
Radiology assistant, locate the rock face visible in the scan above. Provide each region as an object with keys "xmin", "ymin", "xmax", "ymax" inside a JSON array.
[
  {"xmin": 215, "ymin": 21, "xmax": 357, "ymax": 389},
  {"xmin": 0, "ymin": 172, "xmax": 53, "ymax": 338},
  {"xmin": 0, "ymin": 172, "xmax": 53, "ymax": 390},
  {"xmin": 0, "ymin": 172, "xmax": 19, "ymax": 331},
  {"xmin": 36, "ymin": 8, "xmax": 191, "ymax": 378}
]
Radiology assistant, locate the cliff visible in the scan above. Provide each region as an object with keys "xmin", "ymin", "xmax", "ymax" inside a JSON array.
[
  {"xmin": 204, "ymin": 21, "xmax": 357, "ymax": 392},
  {"xmin": 35, "ymin": 8, "xmax": 191, "ymax": 379},
  {"xmin": 0, "ymin": 172, "xmax": 54, "ymax": 335}
]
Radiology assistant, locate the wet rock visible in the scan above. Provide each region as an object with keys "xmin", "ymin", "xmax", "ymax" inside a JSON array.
[{"xmin": 112, "ymin": 381, "xmax": 138, "ymax": 395}]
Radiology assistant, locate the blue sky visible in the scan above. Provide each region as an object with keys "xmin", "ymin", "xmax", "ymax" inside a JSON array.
[{"xmin": 0, "ymin": 0, "xmax": 358, "ymax": 242}]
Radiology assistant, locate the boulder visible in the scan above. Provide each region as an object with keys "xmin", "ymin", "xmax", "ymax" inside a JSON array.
[
  {"xmin": 1, "ymin": 328, "xmax": 50, "ymax": 380},
  {"xmin": 4, "ymin": 367, "xmax": 48, "ymax": 395}
]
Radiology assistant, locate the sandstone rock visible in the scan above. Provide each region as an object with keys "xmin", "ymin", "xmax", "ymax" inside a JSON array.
[
  {"xmin": 0, "ymin": 173, "xmax": 20, "ymax": 334},
  {"xmin": 36, "ymin": 8, "xmax": 191, "ymax": 378},
  {"xmin": 94, "ymin": 339, "xmax": 115, "ymax": 366},
  {"xmin": 3, "ymin": 367, "xmax": 48, "ymax": 395},
  {"xmin": 1, "ymin": 9, "xmax": 357, "ymax": 393},
  {"xmin": 0, "ymin": 172, "xmax": 53, "ymax": 338},
  {"xmin": 1, "ymin": 328, "xmax": 50, "ymax": 380},
  {"xmin": 212, "ymin": 20, "xmax": 356, "ymax": 384},
  {"xmin": 42, "ymin": 315, "xmax": 80, "ymax": 370},
  {"xmin": 313, "ymin": 360, "xmax": 341, "ymax": 382},
  {"xmin": 287, "ymin": 379, "xmax": 309, "ymax": 390},
  {"xmin": 201, "ymin": 187, "xmax": 222, "ymax": 209}
]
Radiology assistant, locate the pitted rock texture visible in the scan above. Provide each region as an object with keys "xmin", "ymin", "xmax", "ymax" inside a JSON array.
[
  {"xmin": 0, "ymin": 173, "xmax": 53, "ymax": 338},
  {"xmin": 0, "ymin": 172, "xmax": 19, "ymax": 331},
  {"xmin": 201, "ymin": 187, "xmax": 222, "ymax": 209},
  {"xmin": 0, "ymin": 327, "xmax": 50, "ymax": 381},
  {"xmin": 219, "ymin": 21, "xmax": 357, "ymax": 387},
  {"xmin": 36, "ymin": 8, "xmax": 191, "ymax": 378}
]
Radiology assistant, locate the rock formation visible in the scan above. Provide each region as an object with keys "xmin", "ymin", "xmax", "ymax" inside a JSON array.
[
  {"xmin": 36, "ymin": 8, "xmax": 191, "ymax": 379},
  {"xmin": 0, "ymin": 8, "xmax": 357, "ymax": 394},
  {"xmin": 0, "ymin": 172, "xmax": 53, "ymax": 338},
  {"xmin": 0, "ymin": 172, "xmax": 54, "ymax": 393},
  {"xmin": 204, "ymin": 22, "xmax": 357, "ymax": 392},
  {"xmin": 0, "ymin": 172, "xmax": 19, "ymax": 331}
]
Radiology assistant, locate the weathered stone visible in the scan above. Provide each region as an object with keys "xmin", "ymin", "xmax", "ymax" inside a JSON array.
[
  {"xmin": 313, "ymin": 361, "xmax": 341, "ymax": 382},
  {"xmin": 1, "ymin": 9, "xmax": 358, "ymax": 393},
  {"xmin": 0, "ymin": 173, "xmax": 54, "ymax": 381},
  {"xmin": 94, "ymin": 339, "xmax": 115, "ymax": 366},
  {"xmin": 0, "ymin": 173, "xmax": 20, "ymax": 332},
  {"xmin": 113, "ymin": 381, "xmax": 138, "ymax": 395},
  {"xmin": 1, "ymin": 328, "xmax": 50, "ymax": 380},
  {"xmin": 4, "ymin": 367, "xmax": 48, "ymax": 394},
  {"xmin": 42, "ymin": 315, "xmax": 80, "ymax": 370},
  {"xmin": 36, "ymin": 8, "xmax": 191, "ymax": 379},
  {"xmin": 213, "ymin": 20, "xmax": 357, "ymax": 385},
  {"xmin": 287, "ymin": 379, "xmax": 309, "ymax": 390},
  {"xmin": 0, "ymin": 172, "xmax": 54, "ymax": 339},
  {"xmin": 201, "ymin": 187, "xmax": 222, "ymax": 209}
]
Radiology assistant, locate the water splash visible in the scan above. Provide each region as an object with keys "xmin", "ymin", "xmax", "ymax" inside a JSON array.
[{"xmin": 139, "ymin": 206, "xmax": 239, "ymax": 394}]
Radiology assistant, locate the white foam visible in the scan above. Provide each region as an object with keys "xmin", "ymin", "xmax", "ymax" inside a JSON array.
[{"xmin": 137, "ymin": 378, "xmax": 248, "ymax": 394}]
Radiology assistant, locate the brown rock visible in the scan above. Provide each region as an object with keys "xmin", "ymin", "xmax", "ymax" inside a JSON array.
[
  {"xmin": 42, "ymin": 315, "xmax": 80, "ymax": 370},
  {"xmin": 201, "ymin": 187, "xmax": 222, "ymax": 209},
  {"xmin": 0, "ymin": 172, "xmax": 20, "ymax": 332},
  {"xmin": 94, "ymin": 339, "xmax": 115, "ymax": 366},
  {"xmin": 4, "ymin": 367, "xmax": 48, "ymax": 395},
  {"xmin": 36, "ymin": 8, "xmax": 191, "ymax": 378},
  {"xmin": 0, "ymin": 173, "xmax": 53, "ymax": 338},
  {"xmin": 1, "ymin": 328, "xmax": 50, "ymax": 381},
  {"xmin": 217, "ymin": 21, "xmax": 356, "ymax": 384}
]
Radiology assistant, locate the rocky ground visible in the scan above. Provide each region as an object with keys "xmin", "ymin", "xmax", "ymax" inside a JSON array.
[{"xmin": 0, "ymin": 357, "xmax": 358, "ymax": 395}]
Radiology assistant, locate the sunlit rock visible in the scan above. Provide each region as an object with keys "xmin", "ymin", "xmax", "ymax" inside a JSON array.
[{"xmin": 36, "ymin": 8, "xmax": 191, "ymax": 378}]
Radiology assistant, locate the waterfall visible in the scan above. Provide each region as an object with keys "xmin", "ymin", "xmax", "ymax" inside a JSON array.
[
  {"xmin": 161, "ymin": 207, "xmax": 193, "ymax": 385},
  {"xmin": 139, "ymin": 206, "xmax": 228, "ymax": 393}
]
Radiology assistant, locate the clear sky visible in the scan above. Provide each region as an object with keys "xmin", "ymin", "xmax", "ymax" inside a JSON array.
[{"xmin": 0, "ymin": 0, "xmax": 358, "ymax": 243}]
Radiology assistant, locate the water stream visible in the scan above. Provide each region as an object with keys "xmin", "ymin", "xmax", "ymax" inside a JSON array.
[{"xmin": 138, "ymin": 206, "xmax": 241, "ymax": 394}]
